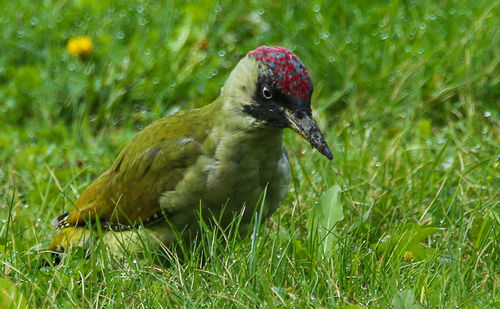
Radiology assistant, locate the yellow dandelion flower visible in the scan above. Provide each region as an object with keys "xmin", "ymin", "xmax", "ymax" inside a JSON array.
[
  {"xmin": 67, "ymin": 36, "xmax": 93, "ymax": 59},
  {"xmin": 403, "ymin": 251, "xmax": 414, "ymax": 261}
]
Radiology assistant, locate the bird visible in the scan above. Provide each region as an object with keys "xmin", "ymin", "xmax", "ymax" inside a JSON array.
[{"xmin": 46, "ymin": 46, "xmax": 333, "ymax": 258}]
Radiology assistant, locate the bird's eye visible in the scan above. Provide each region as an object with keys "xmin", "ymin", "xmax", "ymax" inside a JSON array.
[{"xmin": 262, "ymin": 86, "xmax": 272, "ymax": 99}]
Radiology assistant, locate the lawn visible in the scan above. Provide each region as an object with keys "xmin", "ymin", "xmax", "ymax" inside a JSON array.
[{"xmin": 0, "ymin": 0, "xmax": 499, "ymax": 307}]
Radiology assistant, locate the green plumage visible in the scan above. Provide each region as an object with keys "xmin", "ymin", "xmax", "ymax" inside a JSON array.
[
  {"xmin": 47, "ymin": 47, "xmax": 332, "ymax": 259},
  {"xmin": 48, "ymin": 56, "xmax": 292, "ymax": 256}
]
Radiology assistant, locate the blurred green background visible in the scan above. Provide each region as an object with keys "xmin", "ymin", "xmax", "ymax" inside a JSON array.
[
  {"xmin": 0, "ymin": 0, "xmax": 498, "ymax": 307},
  {"xmin": 2, "ymin": 0, "xmax": 498, "ymax": 126}
]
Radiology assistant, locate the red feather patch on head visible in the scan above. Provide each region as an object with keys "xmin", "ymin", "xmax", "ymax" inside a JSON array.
[{"xmin": 248, "ymin": 46, "xmax": 312, "ymax": 99}]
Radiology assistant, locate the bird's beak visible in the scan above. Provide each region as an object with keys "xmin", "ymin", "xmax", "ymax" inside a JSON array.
[{"xmin": 284, "ymin": 107, "xmax": 333, "ymax": 160}]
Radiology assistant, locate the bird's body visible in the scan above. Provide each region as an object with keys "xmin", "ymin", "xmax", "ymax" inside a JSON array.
[{"xmin": 47, "ymin": 47, "xmax": 331, "ymax": 257}]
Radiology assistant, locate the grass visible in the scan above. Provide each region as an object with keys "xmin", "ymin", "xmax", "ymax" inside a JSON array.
[{"xmin": 1, "ymin": 0, "xmax": 499, "ymax": 307}]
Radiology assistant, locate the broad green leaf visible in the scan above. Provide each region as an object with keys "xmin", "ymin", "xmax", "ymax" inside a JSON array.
[
  {"xmin": 407, "ymin": 224, "xmax": 442, "ymax": 244},
  {"xmin": 374, "ymin": 223, "xmax": 442, "ymax": 261},
  {"xmin": 0, "ymin": 278, "xmax": 28, "ymax": 309},
  {"xmin": 308, "ymin": 185, "xmax": 344, "ymax": 259},
  {"xmin": 392, "ymin": 290, "xmax": 422, "ymax": 309}
]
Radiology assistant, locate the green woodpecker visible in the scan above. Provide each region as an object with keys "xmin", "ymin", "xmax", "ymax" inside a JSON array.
[{"xmin": 47, "ymin": 46, "xmax": 332, "ymax": 256}]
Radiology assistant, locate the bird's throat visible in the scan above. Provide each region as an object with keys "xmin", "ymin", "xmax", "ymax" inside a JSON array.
[{"xmin": 211, "ymin": 120, "xmax": 285, "ymax": 166}]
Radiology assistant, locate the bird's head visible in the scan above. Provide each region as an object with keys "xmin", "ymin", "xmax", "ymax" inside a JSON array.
[{"xmin": 222, "ymin": 46, "xmax": 333, "ymax": 160}]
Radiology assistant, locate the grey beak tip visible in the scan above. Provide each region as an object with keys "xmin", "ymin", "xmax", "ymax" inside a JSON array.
[
  {"xmin": 317, "ymin": 144, "xmax": 333, "ymax": 160},
  {"xmin": 324, "ymin": 148, "xmax": 333, "ymax": 160}
]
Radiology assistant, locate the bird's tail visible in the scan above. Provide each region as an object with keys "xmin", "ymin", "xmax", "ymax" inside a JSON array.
[
  {"xmin": 46, "ymin": 227, "xmax": 92, "ymax": 252},
  {"xmin": 45, "ymin": 224, "xmax": 178, "ymax": 262}
]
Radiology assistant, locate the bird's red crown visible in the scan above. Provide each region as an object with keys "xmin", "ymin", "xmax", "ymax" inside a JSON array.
[{"xmin": 248, "ymin": 46, "xmax": 312, "ymax": 99}]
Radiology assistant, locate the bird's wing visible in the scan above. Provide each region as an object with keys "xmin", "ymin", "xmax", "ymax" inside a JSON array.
[{"xmin": 58, "ymin": 106, "xmax": 215, "ymax": 228}]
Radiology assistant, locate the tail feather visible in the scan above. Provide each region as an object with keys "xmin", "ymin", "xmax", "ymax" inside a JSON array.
[
  {"xmin": 46, "ymin": 227, "xmax": 92, "ymax": 252},
  {"xmin": 50, "ymin": 213, "xmax": 70, "ymax": 228},
  {"xmin": 46, "ymin": 224, "xmax": 177, "ymax": 262}
]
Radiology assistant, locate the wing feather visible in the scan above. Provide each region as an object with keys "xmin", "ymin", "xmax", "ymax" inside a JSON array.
[{"xmin": 62, "ymin": 106, "xmax": 214, "ymax": 227}]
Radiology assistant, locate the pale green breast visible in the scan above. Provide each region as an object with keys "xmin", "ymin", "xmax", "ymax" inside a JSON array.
[{"xmin": 159, "ymin": 125, "xmax": 290, "ymax": 233}]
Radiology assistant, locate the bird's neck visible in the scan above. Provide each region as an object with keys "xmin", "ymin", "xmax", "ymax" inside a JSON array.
[
  {"xmin": 207, "ymin": 98, "xmax": 285, "ymax": 162},
  {"xmin": 206, "ymin": 55, "xmax": 285, "ymax": 159}
]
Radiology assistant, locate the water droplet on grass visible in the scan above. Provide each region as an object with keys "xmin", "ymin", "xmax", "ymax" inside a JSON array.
[
  {"xmin": 258, "ymin": 9, "xmax": 265, "ymax": 15},
  {"xmin": 30, "ymin": 17, "xmax": 38, "ymax": 26},
  {"xmin": 117, "ymin": 32, "xmax": 125, "ymax": 39},
  {"xmin": 484, "ymin": 111, "xmax": 491, "ymax": 117},
  {"xmin": 17, "ymin": 30, "xmax": 24, "ymax": 38},
  {"xmin": 313, "ymin": 5, "xmax": 320, "ymax": 12},
  {"xmin": 380, "ymin": 33, "xmax": 388, "ymax": 40},
  {"xmin": 321, "ymin": 32, "xmax": 330, "ymax": 39},
  {"xmin": 218, "ymin": 50, "xmax": 226, "ymax": 57}
]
